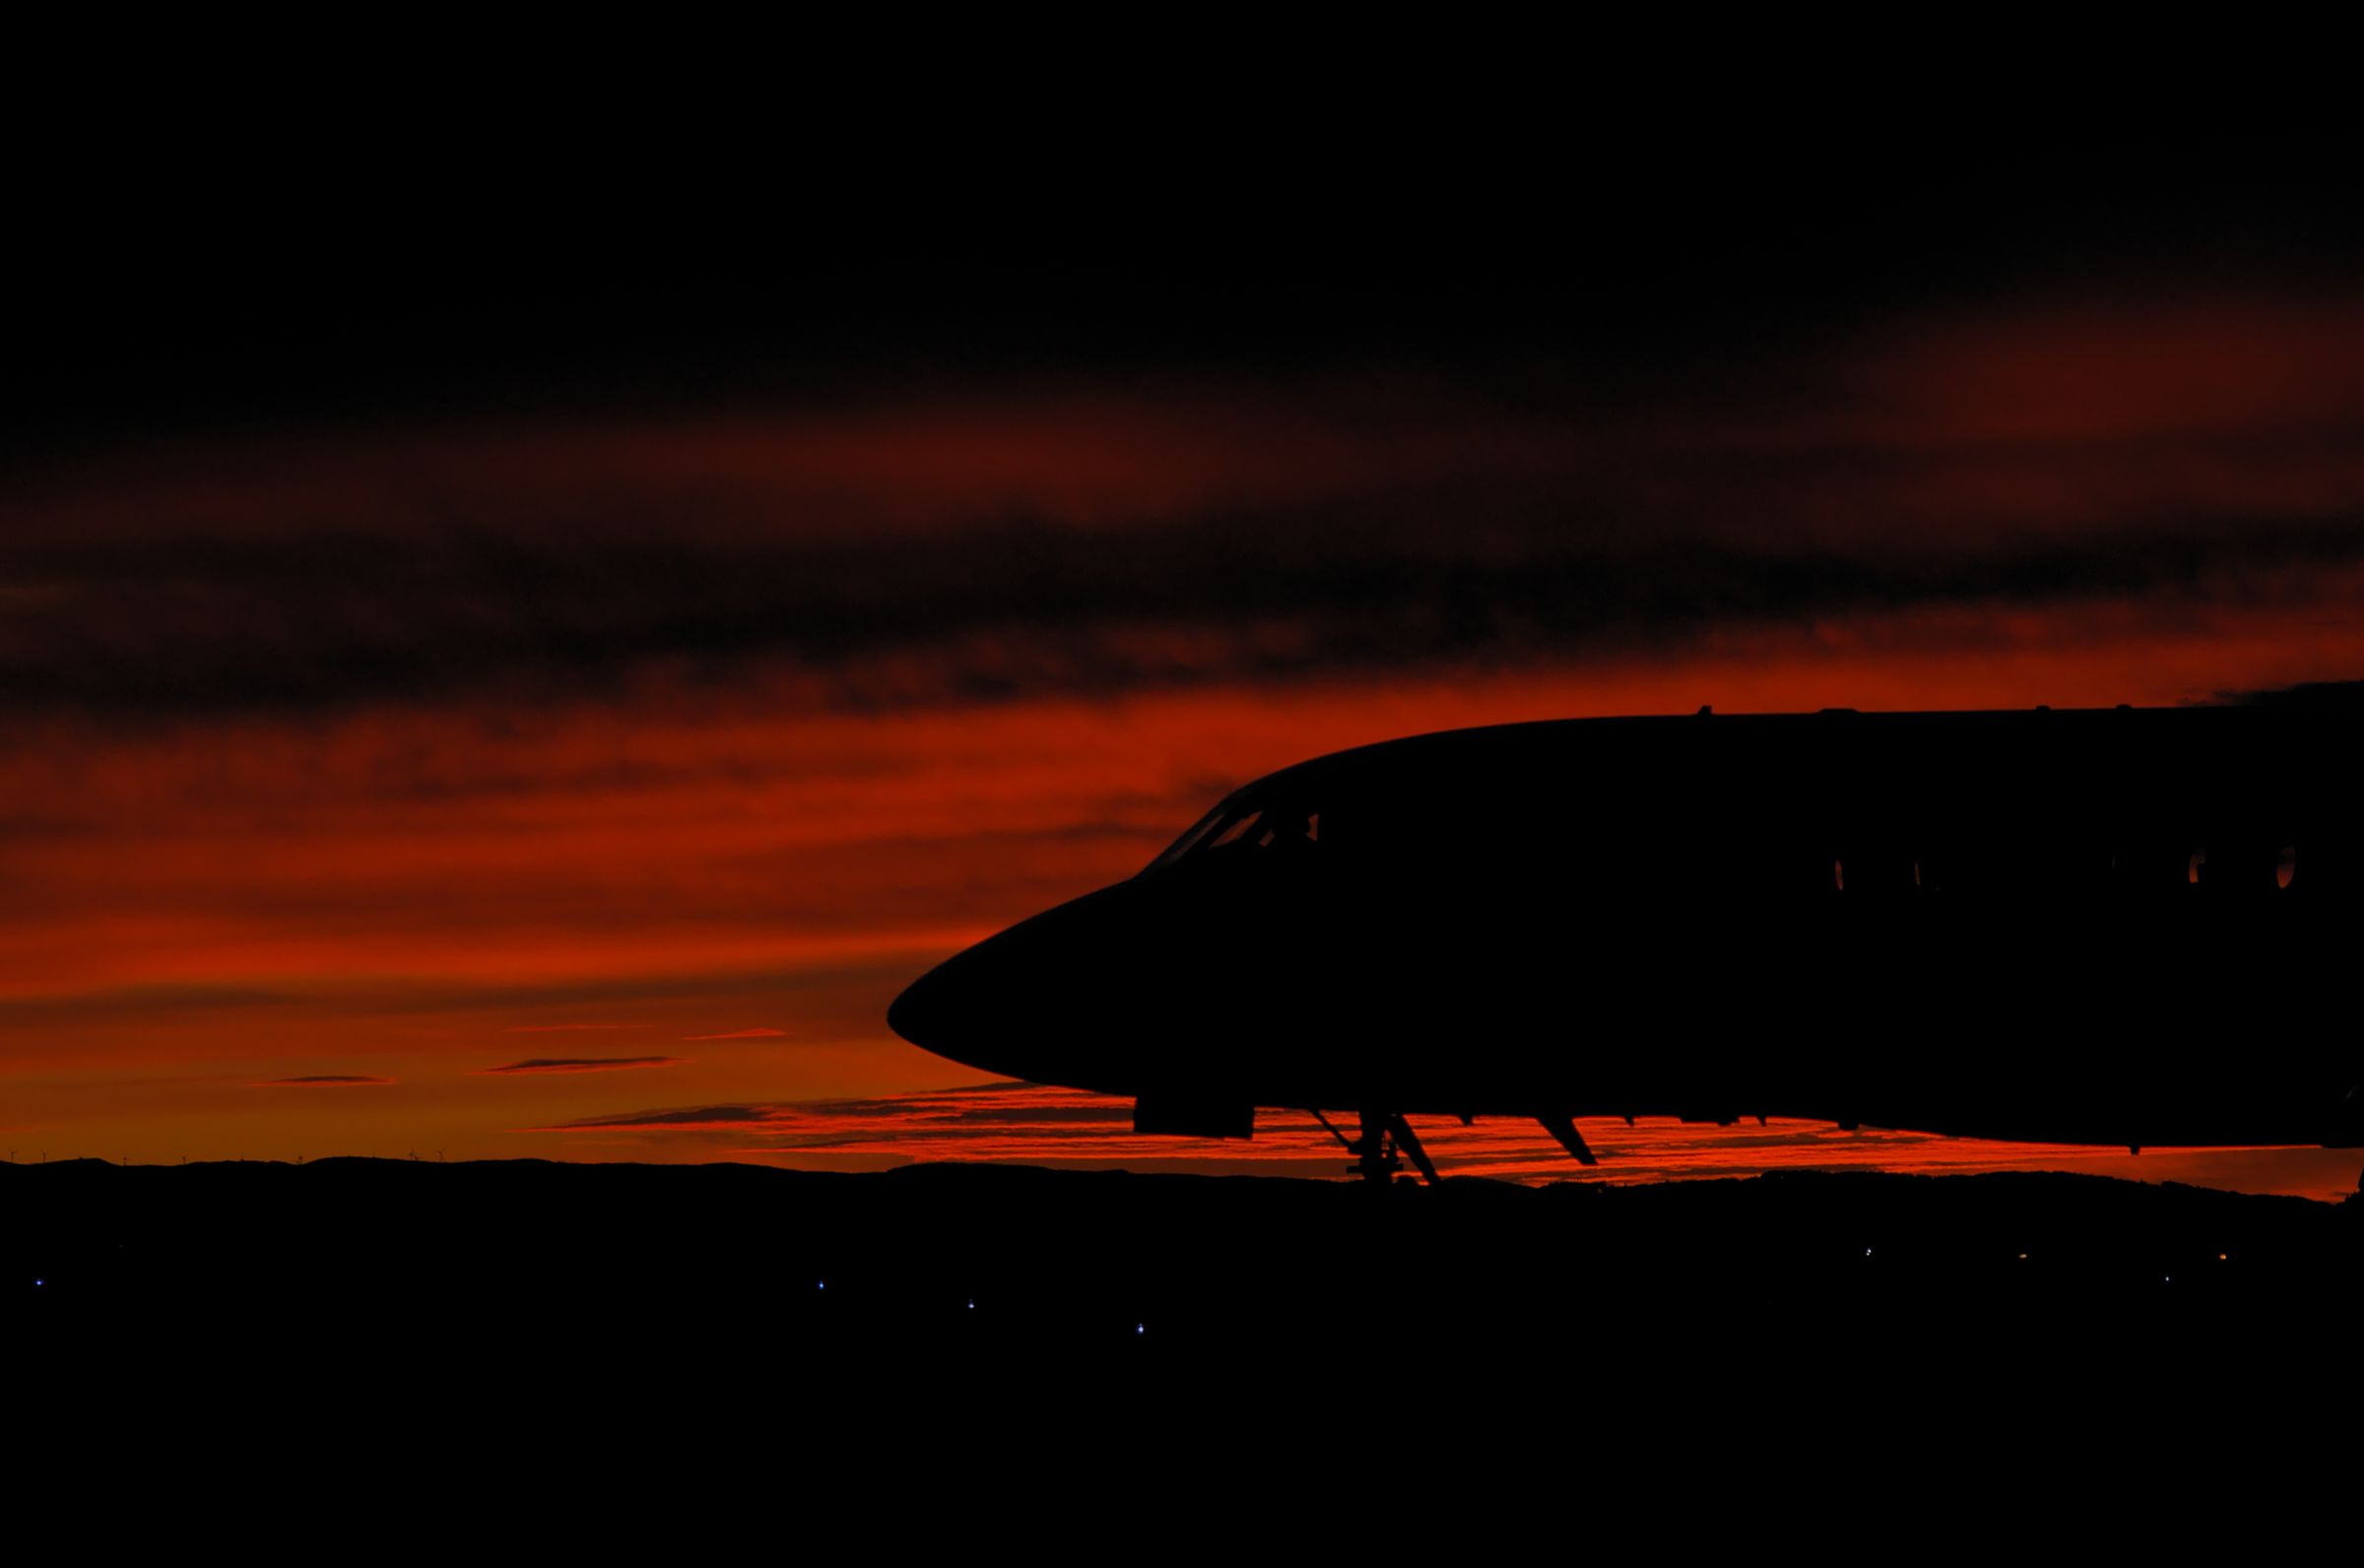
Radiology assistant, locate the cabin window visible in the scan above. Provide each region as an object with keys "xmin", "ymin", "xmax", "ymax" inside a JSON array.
[
  {"xmin": 1708, "ymin": 841, "xmax": 1851, "ymax": 899},
  {"xmin": 2182, "ymin": 844, "xmax": 2289, "ymax": 890},
  {"xmin": 1832, "ymin": 850, "xmax": 1919, "ymax": 893}
]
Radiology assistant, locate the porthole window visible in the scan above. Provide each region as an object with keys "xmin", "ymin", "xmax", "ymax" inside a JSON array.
[{"xmin": 1831, "ymin": 852, "xmax": 1919, "ymax": 892}]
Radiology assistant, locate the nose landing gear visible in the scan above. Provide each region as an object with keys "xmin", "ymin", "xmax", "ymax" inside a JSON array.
[{"xmin": 1308, "ymin": 1108, "xmax": 1442, "ymax": 1185}]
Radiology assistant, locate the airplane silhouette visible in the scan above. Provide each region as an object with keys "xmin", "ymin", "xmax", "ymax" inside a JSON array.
[{"xmin": 888, "ymin": 705, "xmax": 2364, "ymax": 1184}]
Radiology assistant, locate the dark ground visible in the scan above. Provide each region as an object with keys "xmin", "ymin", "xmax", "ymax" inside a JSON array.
[
  {"xmin": 9, "ymin": 1158, "xmax": 2357, "ymax": 1517},
  {"xmin": 11, "ymin": 1157, "xmax": 2358, "ymax": 1364}
]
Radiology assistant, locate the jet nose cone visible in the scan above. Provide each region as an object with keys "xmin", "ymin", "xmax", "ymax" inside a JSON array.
[
  {"xmin": 885, "ymin": 883, "xmax": 1144, "ymax": 1083},
  {"xmin": 886, "ymin": 960, "xmax": 954, "ymax": 1057},
  {"xmin": 887, "ymin": 940, "xmax": 1019, "ymax": 1076}
]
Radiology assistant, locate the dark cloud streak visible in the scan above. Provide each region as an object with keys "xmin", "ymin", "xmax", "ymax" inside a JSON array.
[
  {"xmin": 258, "ymin": 1075, "xmax": 395, "ymax": 1087},
  {"xmin": 11, "ymin": 361, "xmax": 2364, "ymax": 723},
  {"xmin": 477, "ymin": 1057, "xmax": 681, "ymax": 1076}
]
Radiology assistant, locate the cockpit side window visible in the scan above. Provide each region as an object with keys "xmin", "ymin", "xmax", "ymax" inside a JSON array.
[
  {"xmin": 1141, "ymin": 792, "xmax": 1317, "ymax": 874},
  {"xmin": 1255, "ymin": 806, "xmax": 1317, "ymax": 851},
  {"xmin": 1145, "ymin": 799, "xmax": 1241, "ymax": 873},
  {"xmin": 1209, "ymin": 810, "xmax": 1265, "ymax": 849}
]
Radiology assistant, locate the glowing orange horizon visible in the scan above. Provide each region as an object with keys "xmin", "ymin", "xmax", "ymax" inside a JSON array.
[{"xmin": 501, "ymin": 1080, "xmax": 2364, "ymax": 1202}]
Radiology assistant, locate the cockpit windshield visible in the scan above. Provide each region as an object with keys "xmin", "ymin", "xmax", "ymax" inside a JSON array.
[{"xmin": 1142, "ymin": 791, "xmax": 1319, "ymax": 874}]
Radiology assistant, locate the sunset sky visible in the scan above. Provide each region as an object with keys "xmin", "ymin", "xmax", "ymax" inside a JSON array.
[{"xmin": 8, "ymin": 137, "xmax": 2363, "ymax": 1197}]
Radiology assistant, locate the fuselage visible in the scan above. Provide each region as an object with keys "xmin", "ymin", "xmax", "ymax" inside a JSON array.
[{"xmin": 887, "ymin": 705, "xmax": 2364, "ymax": 1152}]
